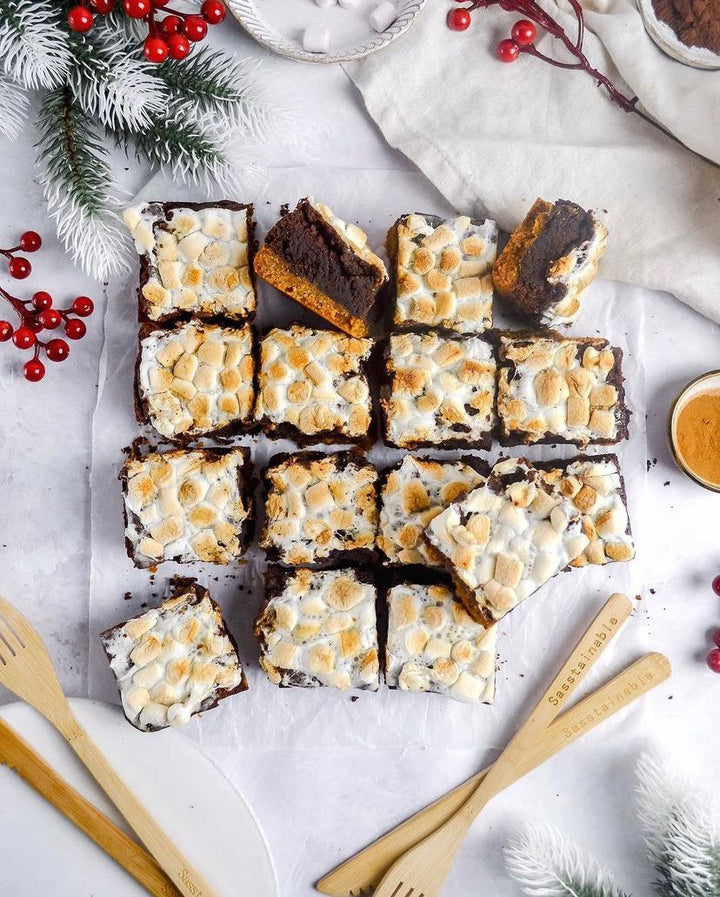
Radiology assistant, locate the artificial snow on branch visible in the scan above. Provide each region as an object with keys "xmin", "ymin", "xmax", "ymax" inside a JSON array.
[
  {"xmin": 505, "ymin": 823, "xmax": 631, "ymax": 897},
  {"xmin": 0, "ymin": 74, "xmax": 28, "ymax": 140},
  {"xmin": 0, "ymin": 0, "xmax": 71, "ymax": 90}
]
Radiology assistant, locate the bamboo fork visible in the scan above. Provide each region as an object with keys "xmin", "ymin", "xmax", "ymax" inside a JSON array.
[
  {"xmin": 0, "ymin": 718, "xmax": 181, "ymax": 897},
  {"xmin": 365, "ymin": 593, "xmax": 637, "ymax": 897},
  {"xmin": 0, "ymin": 595, "xmax": 217, "ymax": 897},
  {"xmin": 316, "ymin": 650, "xmax": 671, "ymax": 896}
]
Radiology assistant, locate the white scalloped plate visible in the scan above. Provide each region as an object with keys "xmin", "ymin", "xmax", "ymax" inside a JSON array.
[
  {"xmin": 227, "ymin": 0, "xmax": 428, "ymax": 64},
  {"xmin": 0, "ymin": 699, "xmax": 278, "ymax": 896},
  {"xmin": 637, "ymin": 0, "xmax": 720, "ymax": 69}
]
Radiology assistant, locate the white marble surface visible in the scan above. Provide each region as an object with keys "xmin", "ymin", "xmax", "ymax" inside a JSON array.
[{"xmin": 0, "ymin": 18, "xmax": 718, "ymax": 897}]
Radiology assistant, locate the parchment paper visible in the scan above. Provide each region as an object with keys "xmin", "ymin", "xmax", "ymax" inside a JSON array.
[{"xmin": 89, "ymin": 167, "xmax": 650, "ymax": 756}]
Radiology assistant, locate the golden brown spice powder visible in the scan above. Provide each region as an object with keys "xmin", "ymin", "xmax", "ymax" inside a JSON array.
[{"xmin": 675, "ymin": 389, "xmax": 720, "ymax": 486}]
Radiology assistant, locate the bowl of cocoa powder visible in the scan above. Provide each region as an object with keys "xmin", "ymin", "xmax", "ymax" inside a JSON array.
[
  {"xmin": 669, "ymin": 372, "xmax": 720, "ymax": 492},
  {"xmin": 638, "ymin": 0, "xmax": 720, "ymax": 69}
]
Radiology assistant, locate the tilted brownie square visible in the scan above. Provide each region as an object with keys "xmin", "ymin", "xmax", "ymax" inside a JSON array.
[
  {"xmin": 124, "ymin": 201, "xmax": 256, "ymax": 324},
  {"xmin": 253, "ymin": 198, "xmax": 388, "ymax": 338},
  {"xmin": 101, "ymin": 578, "xmax": 248, "ymax": 732},
  {"xmin": 255, "ymin": 566, "xmax": 380, "ymax": 690}
]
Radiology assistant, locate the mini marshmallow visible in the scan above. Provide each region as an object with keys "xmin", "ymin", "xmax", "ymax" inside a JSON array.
[
  {"xmin": 370, "ymin": 0, "xmax": 396, "ymax": 31},
  {"xmin": 303, "ymin": 24, "xmax": 331, "ymax": 52},
  {"xmin": 338, "ymin": 0, "xmax": 362, "ymax": 7}
]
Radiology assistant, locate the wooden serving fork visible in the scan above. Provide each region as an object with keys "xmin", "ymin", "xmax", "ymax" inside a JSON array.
[
  {"xmin": 0, "ymin": 595, "xmax": 217, "ymax": 897},
  {"xmin": 368, "ymin": 593, "xmax": 638, "ymax": 897}
]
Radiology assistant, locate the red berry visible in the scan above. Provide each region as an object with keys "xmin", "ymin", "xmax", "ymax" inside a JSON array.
[
  {"xmin": 39, "ymin": 309, "xmax": 62, "ymax": 330},
  {"xmin": 447, "ymin": 8, "xmax": 471, "ymax": 30},
  {"xmin": 144, "ymin": 35, "xmax": 169, "ymax": 63},
  {"xmin": 12, "ymin": 326, "xmax": 35, "ymax": 350},
  {"xmin": 67, "ymin": 5, "xmax": 94, "ymax": 32},
  {"xmin": 714, "ymin": 629, "xmax": 720, "ymax": 649},
  {"xmin": 708, "ymin": 648, "xmax": 720, "ymax": 673},
  {"xmin": 182, "ymin": 14, "xmax": 208, "ymax": 41},
  {"xmin": 19, "ymin": 231, "xmax": 41, "ymax": 253},
  {"xmin": 152, "ymin": 0, "xmax": 170, "ymax": 5},
  {"xmin": 46, "ymin": 339, "xmax": 70, "ymax": 363},
  {"xmin": 123, "ymin": 0, "xmax": 151, "ymax": 17},
  {"xmin": 65, "ymin": 318, "xmax": 86, "ymax": 340},
  {"xmin": 89, "ymin": 0, "xmax": 116, "ymax": 12},
  {"xmin": 24, "ymin": 359, "xmax": 45, "ymax": 382},
  {"xmin": 32, "ymin": 291, "xmax": 53, "ymax": 311},
  {"xmin": 712, "ymin": 576, "xmax": 720, "ymax": 596},
  {"xmin": 201, "ymin": 0, "xmax": 226, "ymax": 24},
  {"xmin": 511, "ymin": 19, "xmax": 537, "ymax": 46},
  {"xmin": 25, "ymin": 315, "xmax": 44, "ymax": 333},
  {"xmin": 8, "ymin": 257, "xmax": 31, "ymax": 279},
  {"xmin": 167, "ymin": 32, "xmax": 190, "ymax": 59},
  {"xmin": 72, "ymin": 296, "xmax": 94, "ymax": 317},
  {"xmin": 497, "ymin": 38, "xmax": 520, "ymax": 61},
  {"xmin": 160, "ymin": 13, "xmax": 181, "ymax": 33},
  {"xmin": 0, "ymin": 321, "xmax": 13, "ymax": 342}
]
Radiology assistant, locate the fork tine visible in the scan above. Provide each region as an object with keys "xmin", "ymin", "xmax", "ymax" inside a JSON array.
[
  {"xmin": 0, "ymin": 620, "xmax": 18, "ymax": 658},
  {"xmin": 0, "ymin": 601, "xmax": 26, "ymax": 648},
  {"xmin": 0, "ymin": 613, "xmax": 22, "ymax": 654}
]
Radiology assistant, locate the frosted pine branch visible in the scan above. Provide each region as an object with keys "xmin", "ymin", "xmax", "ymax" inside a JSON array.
[
  {"xmin": 36, "ymin": 88, "xmax": 130, "ymax": 281},
  {"xmin": 505, "ymin": 824, "xmax": 631, "ymax": 897},
  {"xmin": 0, "ymin": 74, "xmax": 28, "ymax": 139},
  {"xmin": 637, "ymin": 752, "xmax": 720, "ymax": 897},
  {"xmin": 0, "ymin": 0, "xmax": 71, "ymax": 90}
]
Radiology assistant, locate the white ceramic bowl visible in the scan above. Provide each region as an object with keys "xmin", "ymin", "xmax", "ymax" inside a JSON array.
[
  {"xmin": 227, "ymin": 0, "xmax": 428, "ymax": 64},
  {"xmin": 668, "ymin": 370, "xmax": 720, "ymax": 491},
  {"xmin": 637, "ymin": 0, "xmax": 720, "ymax": 70}
]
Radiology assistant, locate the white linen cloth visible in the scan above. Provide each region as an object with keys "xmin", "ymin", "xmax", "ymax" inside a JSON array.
[{"xmin": 345, "ymin": 0, "xmax": 720, "ymax": 323}]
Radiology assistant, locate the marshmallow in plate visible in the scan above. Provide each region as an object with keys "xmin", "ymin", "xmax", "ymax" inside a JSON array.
[
  {"xmin": 100, "ymin": 579, "xmax": 248, "ymax": 732},
  {"xmin": 386, "ymin": 580, "xmax": 496, "ymax": 703}
]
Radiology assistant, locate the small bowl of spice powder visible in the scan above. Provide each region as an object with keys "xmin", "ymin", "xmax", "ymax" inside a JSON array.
[
  {"xmin": 669, "ymin": 372, "xmax": 720, "ymax": 491},
  {"xmin": 638, "ymin": 0, "xmax": 720, "ymax": 69}
]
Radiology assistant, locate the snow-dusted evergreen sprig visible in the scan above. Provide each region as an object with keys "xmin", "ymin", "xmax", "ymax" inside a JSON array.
[
  {"xmin": 36, "ymin": 88, "xmax": 130, "ymax": 280},
  {"xmin": 0, "ymin": 74, "xmax": 28, "ymax": 140},
  {"xmin": 0, "ymin": 0, "xmax": 71, "ymax": 90},
  {"xmin": 505, "ymin": 824, "xmax": 631, "ymax": 897},
  {"xmin": 637, "ymin": 752, "xmax": 720, "ymax": 897}
]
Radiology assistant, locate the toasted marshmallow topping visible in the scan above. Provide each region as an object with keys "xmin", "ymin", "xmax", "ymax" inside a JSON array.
[
  {"xmin": 394, "ymin": 214, "xmax": 497, "ymax": 333},
  {"xmin": 383, "ymin": 332, "xmax": 497, "ymax": 448},
  {"xmin": 261, "ymin": 453, "xmax": 378, "ymax": 565},
  {"xmin": 102, "ymin": 585, "xmax": 245, "ymax": 732},
  {"xmin": 378, "ymin": 455, "xmax": 486, "ymax": 566},
  {"xmin": 386, "ymin": 582, "xmax": 496, "ymax": 703},
  {"xmin": 124, "ymin": 203, "xmax": 255, "ymax": 322},
  {"xmin": 497, "ymin": 334, "xmax": 624, "ymax": 445},
  {"xmin": 138, "ymin": 320, "xmax": 255, "ymax": 439},
  {"xmin": 255, "ymin": 324, "xmax": 373, "ymax": 439},
  {"xmin": 543, "ymin": 214, "xmax": 607, "ymax": 326},
  {"xmin": 122, "ymin": 449, "xmax": 250, "ymax": 568},
  {"xmin": 309, "ymin": 198, "xmax": 388, "ymax": 282},
  {"xmin": 256, "ymin": 567, "xmax": 379, "ymax": 691}
]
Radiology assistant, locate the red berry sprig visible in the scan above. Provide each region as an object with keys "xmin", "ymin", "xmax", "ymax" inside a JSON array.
[
  {"xmin": 708, "ymin": 578, "xmax": 720, "ymax": 673},
  {"xmin": 0, "ymin": 231, "xmax": 42, "ymax": 280},
  {"xmin": 66, "ymin": 0, "xmax": 227, "ymax": 64}
]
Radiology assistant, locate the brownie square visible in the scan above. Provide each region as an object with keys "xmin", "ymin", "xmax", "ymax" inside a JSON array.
[
  {"xmin": 135, "ymin": 319, "xmax": 256, "ymax": 442},
  {"xmin": 381, "ymin": 331, "xmax": 497, "ymax": 450},
  {"xmin": 385, "ymin": 580, "xmax": 496, "ymax": 703},
  {"xmin": 123, "ymin": 201, "xmax": 256, "ymax": 324},
  {"xmin": 100, "ymin": 579, "xmax": 248, "ymax": 732},
  {"xmin": 378, "ymin": 455, "xmax": 488, "ymax": 567},
  {"xmin": 254, "ymin": 198, "xmax": 388, "ymax": 338},
  {"xmin": 497, "ymin": 331, "xmax": 629, "ymax": 447},
  {"xmin": 492, "ymin": 198, "xmax": 607, "ymax": 327},
  {"xmin": 120, "ymin": 447, "xmax": 253, "ymax": 568},
  {"xmin": 260, "ymin": 451, "xmax": 378, "ymax": 566},
  {"xmin": 388, "ymin": 213, "xmax": 497, "ymax": 333},
  {"xmin": 255, "ymin": 566, "xmax": 380, "ymax": 690},
  {"xmin": 255, "ymin": 324, "xmax": 374, "ymax": 446},
  {"xmin": 424, "ymin": 458, "xmax": 590, "ymax": 625}
]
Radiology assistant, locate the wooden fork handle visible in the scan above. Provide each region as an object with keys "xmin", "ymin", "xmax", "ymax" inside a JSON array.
[{"xmin": 57, "ymin": 711, "xmax": 218, "ymax": 897}]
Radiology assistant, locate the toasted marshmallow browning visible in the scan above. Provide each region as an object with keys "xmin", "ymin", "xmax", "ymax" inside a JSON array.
[
  {"xmin": 124, "ymin": 202, "xmax": 255, "ymax": 322},
  {"xmin": 386, "ymin": 582, "xmax": 496, "ymax": 703},
  {"xmin": 256, "ymin": 567, "xmax": 380, "ymax": 690},
  {"xmin": 544, "ymin": 220, "xmax": 608, "ymax": 326},
  {"xmin": 393, "ymin": 214, "xmax": 497, "ymax": 332},
  {"xmin": 260, "ymin": 453, "xmax": 378, "ymax": 565},
  {"xmin": 310, "ymin": 199, "xmax": 388, "ymax": 282},
  {"xmin": 122, "ymin": 448, "xmax": 251, "ymax": 568},
  {"xmin": 383, "ymin": 332, "xmax": 497, "ymax": 449},
  {"xmin": 425, "ymin": 458, "xmax": 589, "ymax": 623},
  {"xmin": 497, "ymin": 334, "xmax": 626, "ymax": 446},
  {"xmin": 137, "ymin": 320, "xmax": 255, "ymax": 439},
  {"xmin": 255, "ymin": 324, "xmax": 373, "ymax": 441},
  {"xmin": 378, "ymin": 455, "xmax": 486, "ymax": 566},
  {"xmin": 101, "ymin": 584, "xmax": 247, "ymax": 732}
]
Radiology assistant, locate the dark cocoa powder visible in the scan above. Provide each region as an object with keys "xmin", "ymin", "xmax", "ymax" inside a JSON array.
[{"xmin": 651, "ymin": 0, "xmax": 720, "ymax": 55}]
